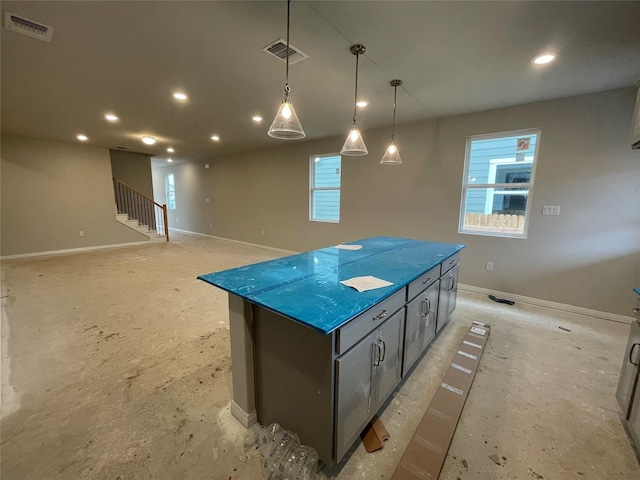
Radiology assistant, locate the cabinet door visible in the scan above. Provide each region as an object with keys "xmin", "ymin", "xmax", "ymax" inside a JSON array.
[
  {"xmin": 437, "ymin": 264, "xmax": 459, "ymax": 333},
  {"xmin": 403, "ymin": 294, "xmax": 424, "ymax": 376},
  {"xmin": 420, "ymin": 280, "xmax": 439, "ymax": 351},
  {"xmin": 403, "ymin": 282, "xmax": 440, "ymax": 376},
  {"xmin": 628, "ymin": 371, "xmax": 640, "ymax": 449},
  {"xmin": 616, "ymin": 320, "xmax": 640, "ymax": 418},
  {"xmin": 374, "ymin": 309, "xmax": 404, "ymax": 412},
  {"xmin": 335, "ymin": 329, "xmax": 377, "ymax": 462}
]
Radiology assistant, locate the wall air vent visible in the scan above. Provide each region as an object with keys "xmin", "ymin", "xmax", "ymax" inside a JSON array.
[
  {"xmin": 263, "ymin": 39, "xmax": 308, "ymax": 65},
  {"xmin": 4, "ymin": 11, "xmax": 54, "ymax": 42}
]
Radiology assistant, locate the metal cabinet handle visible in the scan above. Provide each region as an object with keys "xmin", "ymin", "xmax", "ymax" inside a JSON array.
[
  {"xmin": 420, "ymin": 300, "xmax": 427, "ymax": 317},
  {"xmin": 631, "ymin": 343, "xmax": 640, "ymax": 366},
  {"xmin": 422, "ymin": 277, "xmax": 432, "ymax": 284},
  {"xmin": 373, "ymin": 310, "xmax": 388, "ymax": 321},
  {"xmin": 379, "ymin": 338, "xmax": 386, "ymax": 363},
  {"xmin": 633, "ymin": 307, "xmax": 640, "ymax": 316},
  {"xmin": 448, "ymin": 275, "xmax": 455, "ymax": 291},
  {"xmin": 425, "ymin": 298, "xmax": 431, "ymax": 315},
  {"xmin": 373, "ymin": 342, "xmax": 382, "ymax": 367}
]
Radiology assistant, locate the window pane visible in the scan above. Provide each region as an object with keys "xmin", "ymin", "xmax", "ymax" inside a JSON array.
[
  {"xmin": 165, "ymin": 174, "xmax": 176, "ymax": 210},
  {"xmin": 462, "ymin": 187, "xmax": 529, "ymax": 235},
  {"xmin": 468, "ymin": 134, "xmax": 537, "ymax": 185},
  {"xmin": 314, "ymin": 156, "xmax": 341, "ymax": 188},
  {"xmin": 313, "ymin": 190, "xmax": 340, "ymax": 222}
]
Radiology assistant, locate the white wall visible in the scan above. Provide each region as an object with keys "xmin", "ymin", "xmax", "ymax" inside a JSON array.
[
  {"xmin": 153, "ymin": 88, "xmax": 640, "ymax": 316},
  {"xmin": 1, "ymin": 135, "xmax": 147, "ymax": 256}
]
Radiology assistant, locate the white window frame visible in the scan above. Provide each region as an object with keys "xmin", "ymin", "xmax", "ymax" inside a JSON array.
[
  {"xmin": 165, "ymin": 173, "xmax": 176, "ymax": 210},
  {"xmin": 459, "ymin": 128, "xmax": 541, "ymax": 239},
  {"xmin": 309, "ymin": 153, "xmax": 341, "ymax": 223}
]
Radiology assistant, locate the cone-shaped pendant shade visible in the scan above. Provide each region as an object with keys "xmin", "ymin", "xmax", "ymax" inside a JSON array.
[
  {"xmin": 268, "ymin": 101, "xmax": 305, "ymax": 140},
  {"xmin": 340, "ymin": 128, "xmax": 368, "ymax": 156},
  {"xmin": 380, "ymin": 143, "xmax": 402, "ymax": 165}
]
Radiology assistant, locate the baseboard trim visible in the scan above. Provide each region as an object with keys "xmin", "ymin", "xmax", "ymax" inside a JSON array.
[
  {"xmin": 169, "ymin": 228, "xmax": 299, "ymax": 255},
  {"xmin": 459, "ymin": 283, "xmax": 633, "ymax": 325},
  {"xmin": 0, "ymin": 241, "xmax": 155, "ymax": 260},
  {"xmin": 230, "ymin": 401, "xmax": 257, "ymax": 428}
]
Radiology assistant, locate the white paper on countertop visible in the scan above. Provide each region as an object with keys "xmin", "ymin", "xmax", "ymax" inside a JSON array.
[
  {"xmin": 334, "ymin": 244, "xmax": 363, "ymax": 250},
  {"xmin": 340, "ymin": 275, "xmax": 393, "ymax": 292}
]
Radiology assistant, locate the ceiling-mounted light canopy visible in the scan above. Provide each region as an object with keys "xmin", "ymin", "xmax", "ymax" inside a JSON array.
[
  {"xmin": 380, "ymin": 79, "xmax": 403, "ymax": 165},
  {"xmin": 141, "ymin": 136, "xmax": 156, "ymax": 145},
  {"xmin": 268, "ymin": 0, "xmax": 305, "ymax": 140},
  {"xmin": 341, "ymin": 44, "xmax": 368, "ymax": 156}
]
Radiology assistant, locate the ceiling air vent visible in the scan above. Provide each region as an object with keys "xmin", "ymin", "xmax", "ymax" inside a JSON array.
[
  {"xmin": 4, "ymin": 11, "xmax": 54, "ymax": 42},
  {"xmin": 263, "ymin": 39, "xmax": 308, "ymax": 65}
]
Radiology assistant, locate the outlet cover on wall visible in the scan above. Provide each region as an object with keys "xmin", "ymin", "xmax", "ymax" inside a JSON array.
[
  {"xmin": 486, "ymin": 261, "xmax": 493, "ymax": 271},
  {"xmin": 542, "ymin": 205, "xmax": 561, "ymax": 215}
]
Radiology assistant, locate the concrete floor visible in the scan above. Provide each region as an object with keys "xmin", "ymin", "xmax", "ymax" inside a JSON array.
[{"xmin": 1, "ymin": 231, "xmax": 638, "ymax": 480}]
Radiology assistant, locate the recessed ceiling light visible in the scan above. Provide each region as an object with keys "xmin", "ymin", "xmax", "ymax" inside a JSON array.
[
  {"xmin": 173, "ymin": 92, "xmax": 188, "ymax": 101},
  {"xmin": 533, "ymin": 53, "xmax": 556, "ymax": 65},
  {"xmin": 142, "ymin": 136, "xmax": 156, "ymax": 145},
  {"xmin": 356, "ymin": 101, "xmax": 368, "ymax": 108},
  {"xmin": 77, "ymin": 134, "xmax": 88, "ymax": 141},
  {"xmin": 167, "ymin": 158, "xmax": 173, "ymax": 163},
  {"xmin": 104, "ymin": 113, "xmax": 119, "ymax": 122},
  {"xmin": 211, "ymin": 135, "xmax": 220, "ymax": 142},
  {"xmin": 314, "ymin": 157, "xmax": 320, "ymax": 162},
  {"xmin": 167, "ymin": 147, "xmax": 175, "ymax": 153},
  {"xmin": 252, "ymin": 116, "xmax": 263, "ymax": 122}
]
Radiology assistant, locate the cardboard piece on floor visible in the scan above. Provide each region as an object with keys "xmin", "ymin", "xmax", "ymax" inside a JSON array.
[
  {"xmin": 361, "ymin": 415, "xmax": 390, "ymax": 452},
  {"xmin": 390, "ymin": 321, "xmax": 491, "ymax": 480}
]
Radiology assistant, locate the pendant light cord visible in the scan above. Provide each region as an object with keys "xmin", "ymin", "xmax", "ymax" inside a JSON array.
[
  {"xmin": 284, "ymin": 0, "xmax": 291, "ymax": 101},
  {"xmin": 352, "ymin": 50, "xmax": 359, "ymax": 126},
  {"xmin": 391, "ymin": 84, "xmax": 397, "ymax": 142}
]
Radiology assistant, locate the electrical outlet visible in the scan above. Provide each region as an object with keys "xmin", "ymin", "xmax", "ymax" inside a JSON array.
[
  {"xmin": 261, "ymin": 230, "xmax": 265, "ymax": 236},
  {"xmin": 205, "ymin": 198, "xmax": 210, "ymax": 203},
  {"xmin": 79, "ymin": 231, "xmax": 84, "ymax": 237},
  {"xmin": 542, "ymin": 205, "xmax": 561, "ymax": 216},
  {"xmin": 486, "ymin": 261, "xmax": 494, "ymax": 271}
]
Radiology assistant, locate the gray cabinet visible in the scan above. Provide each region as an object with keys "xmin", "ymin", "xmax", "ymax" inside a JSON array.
[
  {"xmin": 335, "ymin": 308, "xmax": 404, "ymax": 461},
  {"xmin": 437, "ymin": 263, "xmax": 460, "ymax": 333},
  {"xmin": 618, "ymin": 294, "xmax": 640, "ymax": 452},
  {"xmin": 403, "ymin": 279, "xmax": 439, "ymax": 376},
  {"xmin": 616, "ymin": 319, "xmax": 640, "ymax": 418}
]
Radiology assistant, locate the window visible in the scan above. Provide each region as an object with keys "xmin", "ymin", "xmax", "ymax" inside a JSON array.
[
  {"xmin": 459, "ymin": 129, "xmax": 540, "ymax": 238},
  {"xmin": 310, "ymin": 154, "xmax": 341, "ymax": 222},
  {"xmin": 165, "ymin": 173, "xmax": 176, "ymax": 210}
]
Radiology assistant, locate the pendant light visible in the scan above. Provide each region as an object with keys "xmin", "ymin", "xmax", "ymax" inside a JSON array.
[
  {"xmin": 268, "ymin": 0, "xmax": 305, "ymax": 140},
  {"xmin": 380, "ymin": 79, "xmax": 403, "ymax": 165},
  {"xmin": 340, "ymin": 44, "xmax": 368, "ymax": 156}
]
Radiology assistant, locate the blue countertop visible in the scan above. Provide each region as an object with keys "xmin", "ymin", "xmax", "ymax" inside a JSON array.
[{"xmin": 198, "ymin": 236, "xmax": 465, "ymax": 334}]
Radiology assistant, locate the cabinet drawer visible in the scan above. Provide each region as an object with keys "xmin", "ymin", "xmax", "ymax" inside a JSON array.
[
  {"xmin": 441, "ymin": 252, "xmax": 461, "ymax": 275},
  {"xmin": 337, "ymin": 288, "xmax": 405, "ymax": 355},
  {"xmin": 407, "ymin": 265, "xmax": 440, "ymax": 301}
]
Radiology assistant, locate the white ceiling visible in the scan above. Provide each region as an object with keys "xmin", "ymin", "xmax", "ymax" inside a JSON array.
[{"xmin": 2, "ymin": 1, "xmax": 640, "ymax": 166}]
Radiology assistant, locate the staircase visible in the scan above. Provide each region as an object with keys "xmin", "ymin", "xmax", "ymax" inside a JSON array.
[{"xmin": 113, "ymin": 177, "xmax": 168, "ymax": 243}]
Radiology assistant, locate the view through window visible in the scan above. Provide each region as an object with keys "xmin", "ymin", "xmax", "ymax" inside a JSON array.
[
  {"xmin": 165, "ymin": 173, "xmax": 176, "ymax": 210},
  {"xmin": 309, "ymin": 154, "xmax": 341, "ymax": 222},
  {"xmin": 459, "ymin": 130, "xmax": 540, "ymax": 238}
]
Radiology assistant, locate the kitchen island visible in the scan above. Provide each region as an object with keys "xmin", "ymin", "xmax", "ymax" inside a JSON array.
[{"xmin": 198, "ymin": 236, "xmax": 464, "ymax": 465}]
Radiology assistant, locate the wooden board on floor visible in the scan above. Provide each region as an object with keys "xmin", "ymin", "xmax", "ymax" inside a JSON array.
[{"xmin": 390, "ymin": 321, "xmax": 491, "ymax": 480}]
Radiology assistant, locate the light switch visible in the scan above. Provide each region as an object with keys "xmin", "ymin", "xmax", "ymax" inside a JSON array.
[{"xmin": 542, "ymin": 205, "xmax": 561, "ymax": 216}]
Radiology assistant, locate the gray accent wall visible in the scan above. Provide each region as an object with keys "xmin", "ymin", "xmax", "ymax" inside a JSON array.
[
  {"xmin": 1, "ymin": 135, "xmax": 147, "ymax": 256},
  {"xmin": 109, "ymin": 150, "xmax": 154, "ymax": 199},
  {"xmin": 155, "ymin": 88, "xmax": 640, "ymax": 317}
]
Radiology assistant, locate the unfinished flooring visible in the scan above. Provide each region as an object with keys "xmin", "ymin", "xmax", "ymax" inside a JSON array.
[{"xmin": 1, "ymin": 232, "xmax": 639, "ymax": 479}]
